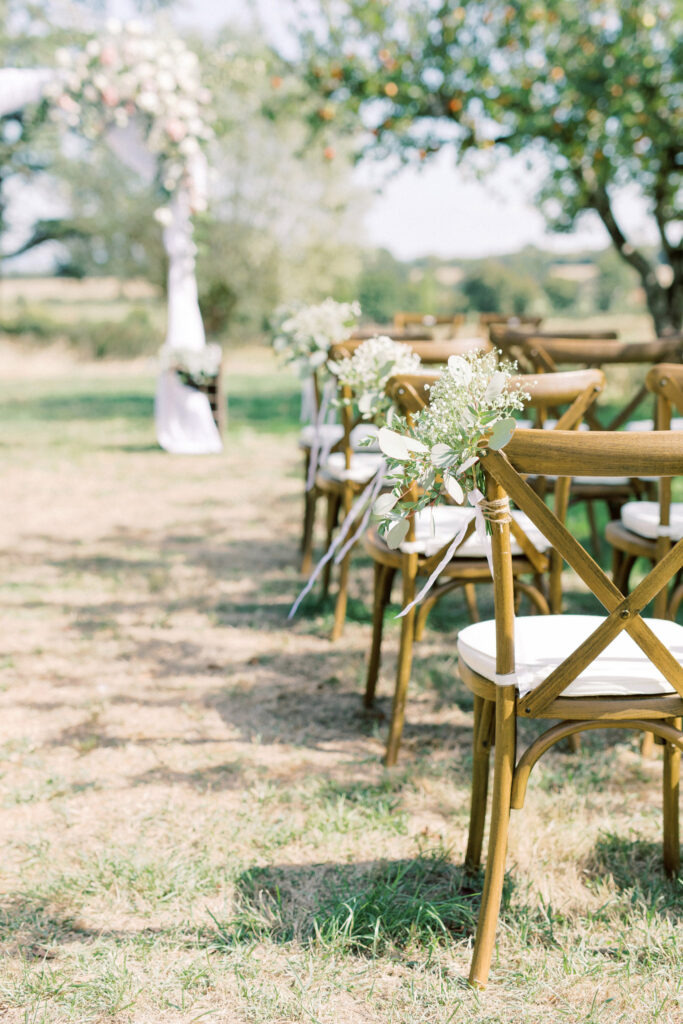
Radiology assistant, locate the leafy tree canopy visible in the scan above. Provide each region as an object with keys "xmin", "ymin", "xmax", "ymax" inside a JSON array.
[{"xmin": 292, "ymin": 0, "xmax": 682, "ymax": 332}]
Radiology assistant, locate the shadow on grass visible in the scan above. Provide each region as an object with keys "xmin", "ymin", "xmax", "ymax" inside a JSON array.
[
  {"xmin": 210, "ymin": 852, "xmax": 489, "ymax": 956},
  {"xmin": 584, "ymin": 832, "xmax": 683, "ymax": 920}
]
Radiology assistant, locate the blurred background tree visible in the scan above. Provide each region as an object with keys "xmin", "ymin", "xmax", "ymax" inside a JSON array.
[{"xmin": 294, "ymin": 0, "xmax": 682, "ymax": 334}]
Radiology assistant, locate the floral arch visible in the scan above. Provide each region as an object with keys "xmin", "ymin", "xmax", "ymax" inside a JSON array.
[{"xmin": 1, "ymin": 21, "xmax": 221, "ymax": 455}]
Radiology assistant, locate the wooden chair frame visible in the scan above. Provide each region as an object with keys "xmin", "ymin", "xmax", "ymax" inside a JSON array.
[
  {"xmin": 364, "ymin": 368, "xmax": 605, "ymax": 765},
  {"xmin": 460, "ymin": 428, "xmax": 683, "ymax": 988},
  {"xmin": 608, "ymin": 364, "xmax": 683, "ymax": 620},
  {"xmin": 492, "ymin": 331, "xmax": 683, "ymax": 554},
  {"xmin": 314, "ymin": 338, "xmax": 493, "ymax": 641},
  {"xmin": 393, "ymin": 311, "xmax": 465, "ymax": 330}
]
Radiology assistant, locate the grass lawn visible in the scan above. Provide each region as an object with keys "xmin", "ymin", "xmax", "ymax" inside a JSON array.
[{"xmin": 0, "ymin": 336, "xmax": 681, "ymax": 1023}]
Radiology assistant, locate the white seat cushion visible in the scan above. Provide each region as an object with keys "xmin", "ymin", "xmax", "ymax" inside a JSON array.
[
  {"xmin": 457, "ymin": 614, "xmax": 683, "ymax": 698},
  {"xmin": 399, "ymin": 506, "xmax": 550, "ymax": 558},
  {"xmin": 621, "ymin": 500, "xmax": 683, "ymax": 542},
  {"xmin": 299, "ymin": 423, "xmax": 343, "ymax": 450},
  {"xmin": 319, "ymin": 451, "xmax": 385, "ymax": 484}
]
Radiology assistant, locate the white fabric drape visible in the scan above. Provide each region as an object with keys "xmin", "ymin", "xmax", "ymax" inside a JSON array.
[{"xmin": 0, "ymin": 68, "xmax": 56, "ymax": 116}]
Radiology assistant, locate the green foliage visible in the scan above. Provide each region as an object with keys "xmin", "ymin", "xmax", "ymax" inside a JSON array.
[
  {"xmin": 296, "ymin": 0, "xmax": 682, "ymax": 332},
  {"xmin": 461, "ymin": 260, "xmax": 542, "ymax": 315},
  {"xmin": 2, "ymin": 304, "xmax": 159, "ymax": 359},
  {"xmin": 544, "ymin": 275, "xmax": 580, "ymax": 312}
]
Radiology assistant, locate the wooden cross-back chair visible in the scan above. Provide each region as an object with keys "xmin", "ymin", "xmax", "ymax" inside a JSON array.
[
  {"xmin": 393, "ymin": 312, "xmax": 466, "ymax": 331},
  {"xmin": 299, "ymin": 330, "xmax": 440, "ymax": 573},
  {"xmin": 363, "ymin": 368, "xmax": 606, "ymax": 766},
  {"xmin": 492, "ymin": 331, "xmax": 683, "ymax": 555},
  {"xmin": 314, "ymin": 337, "xmax": 493, "ymax": 641},
  {"xmin": 607, "ymin": 363, "xmax": 683, "ymax": 620},
  {"xmin": 456, "ymin": 428, "xmax": 683, "ymax": 989}
]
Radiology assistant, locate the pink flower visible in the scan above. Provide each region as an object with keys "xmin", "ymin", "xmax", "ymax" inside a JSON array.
[
  {"xmin": 100, "ymin": 45, "xmax": 117, "ymax": 67},
  {"xmin": 57, "ymin": 94, "xmax": 79, "ymax": 112},
  {"xmin": 101, "ymin": 86, "xmax": 119, "ymax": 107},
  {"xmin": 165, "ymin": 118, "xmax": 187, "ymax": 142}
]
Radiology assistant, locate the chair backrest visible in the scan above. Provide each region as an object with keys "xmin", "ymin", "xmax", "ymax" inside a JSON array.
[
  {"xmin": 645, "ymin": 365, "xmax": 683, "ymax": 610},
  {"xmin": 393, "ymin": 312, "xmax": 465, "ymax": 330},
  {"xmin": 497, "ymin": 335, "xmax": 683, "ymax": 431},
  {"xmin": 385, "ymin": 368, "xmax": 605, "ymax": 610},
  {"xmin": 386, "ymin": 368, "xmax": 605, "ymax": 424},
  {"xmin": 480, "ymin": 429, "xmax": 683, "ymax": 715},
  {"xmin": 351, "ymin": 326, "xmax": 434, "ymax": 341},
  {"xmin": 480, "ymin": 313, "xmax": 543, "ymax": 328}
]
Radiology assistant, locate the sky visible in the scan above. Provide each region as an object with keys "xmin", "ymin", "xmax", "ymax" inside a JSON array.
[{"xmin": 172, "ymin": 0, "xmax": 658, "ymax": 261}]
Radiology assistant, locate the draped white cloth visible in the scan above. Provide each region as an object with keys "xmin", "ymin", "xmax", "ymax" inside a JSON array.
[
  {"xmin": 0, "ymin": 68, "xmax": 55, "ymax": 116},
  {"xmin": 1, "ymin": 68, "xmax": 221, "ymax": 455}
]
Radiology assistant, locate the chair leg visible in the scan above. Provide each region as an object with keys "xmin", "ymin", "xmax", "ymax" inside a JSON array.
[
  {"xmin": 641, "ymin": 731, "xmax": 656, "ymax": 758},
  {"xmin": 616, "ymin": 554, "xmax": 637, "ymax": 596},
  {"xmin": 331, "ymin": 544, "xmax": 352, "ymax": 642},
  {"xmin": 364, "ymin": 563, "xmax": 395, "ymax": 707},
  {"xmin": 663, "ymin": 718, "xmax": 681, "ymax": 877},
  {"xmin": 464, "ymin": 583, "xmax": 480, "ymax": 623},
  {"xmin": 469, "ymin": 686, "xmax": 516, "ymax": 989},
  {"xmin": 300, "ymin": 486, "xmax": 318, "ymax": 575},
  {"xmin": 465, "ymin": 696, "xmax": 494, "ymax": 872},
  {"xmin": 321, "ymin": 493, "xmax": 340, "ymax": 599},
  {"xmin": 385, "ymin": 553, "xmax": 418, "ymax": 767}
]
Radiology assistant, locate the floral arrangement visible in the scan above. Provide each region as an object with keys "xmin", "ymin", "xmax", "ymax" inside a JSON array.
[
  {"xmin": 45, "ymin": 20, "xmax": 213, "ymax": 211},
  {"xmin": 271, "ymin": 298, "xmax": 361, "ymax": 377},
  {"xmin": 329, "ymin": 334, "xmax": 422, "ymax": 419},
  {"xmin": 159, "ymin": 343, "xmax": 222, "ymax": 386},
  {"xmin": 373, "ymin": 350, "xmax": 528, "ymax": 548}
]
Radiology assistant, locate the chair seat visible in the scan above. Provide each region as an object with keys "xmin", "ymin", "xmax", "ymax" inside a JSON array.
[
  {"xmin": 319, "ymin": 451, "xmax": 386, "ymax": 484},
  {"xmin": 621, "ymin": 500, "xmax": 683, "ymax": 542},
  {"xmin": 457, "ymin": 614, "xmax": 683, "ymax": 698},
  {"xmin": 299, "ymin": 423, "xmax": 380, "ymax": 453},
  {"xmin": 399, "ymin": 506, "xmax": 550, "ymax": 558}
]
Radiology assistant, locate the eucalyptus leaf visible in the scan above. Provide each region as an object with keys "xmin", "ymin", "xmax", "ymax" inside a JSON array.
[
  {"xmin": 456, "ymin": 455, "xmax": 480, "ymax": 476},
  {"xmin": 447, "ymin": 355, "xmax": 473, "ymax": 384},
  {"xmin": 484, "ymin": 371, "xmax": 507, "ymax": 402},
  {"xmin": 488, "ymin": 417, "xmax": 517, "ymax": 450},
  {"xmin": 378, "ymin": 427, "xmax": 412, "ymax": 460},
  {"xmin": 443, "ymin": 472, "xmax": 464, "ymax": 504},
  {"xmin": 386, "ymin": 517, "xmax": 410, "ymax": 549},
  {"xmin": 373, "ymin": 493, "xmax": 399, "ymax": 517},
  {"xmin": 431, "ymin": 442, "xmax": 456, "ymax": 468}
]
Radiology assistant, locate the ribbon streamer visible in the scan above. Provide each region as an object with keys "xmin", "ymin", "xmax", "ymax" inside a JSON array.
[
  {"xmin": 305, "ymin": 379, "xmax": 337, "ymax": 492},
  {"xmin": 334, "ymin": 465, "xmax": 385, "ymax": 564},
  {"xmin": 288, "ymin": 465, "xmax": 384, "ymax": 620},
  {"xmin": 396, "ymin": 489, "xmax": 492, "ymax": 618}
]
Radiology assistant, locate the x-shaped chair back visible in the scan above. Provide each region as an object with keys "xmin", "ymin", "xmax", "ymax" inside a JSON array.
[
  {"xmin": 645, "ymin": 364, "xmax": 683, "ymax": 617},
  {"xmin": 385, "ymin": 368, "xmax": 605, "ymax": 612},
  {"xmin": 482, "ymin": 429, "xmax": 683, "ymax": 718},
  {"xmin": 328, "ymin": 337, "xmax": 494, "ymax": 468},
  {"xmin": 493, "ymin": 332, "xmax": 683, "ymax": 431}
]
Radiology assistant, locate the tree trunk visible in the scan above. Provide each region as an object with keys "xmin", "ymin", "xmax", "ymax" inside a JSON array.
[{"xmin": 587, "ymin": 179, "xmax": 681, "ymax": 336}]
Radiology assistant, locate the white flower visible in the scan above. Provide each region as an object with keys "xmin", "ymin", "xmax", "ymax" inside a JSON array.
[
  {"xmin": 154, "ymin": 206, "xmax": 173, "ymax": 226},
  {"xmin": 105, "ymin": 18, "xmax": 122, "ymax": 34},
  {"xmin": 333, "ymin": 335, "xmax": 422, "ymax": 420},
  {"xmin": 86, "ymin": 40, "xmax": 101, "ymax": 57}
]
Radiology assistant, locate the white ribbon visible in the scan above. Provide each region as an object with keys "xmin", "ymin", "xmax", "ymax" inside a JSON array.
[
  {"xmin": 334, "ymin": 466, "xmax": 385, "ymax": 564},
  {"xmin": 396, "ymin": 489, "xmax": 493, "ymax": 619},
  {"xmin": 305, "ymin": 379, "xmax": 337, "ymax": 492},
  {"xmin": 288, "ymin": 464, "xmax": 384, "ymax": 620},
  {"xmin": 301, "ymin": 377, "xmax": 316, "ymax": 424}
]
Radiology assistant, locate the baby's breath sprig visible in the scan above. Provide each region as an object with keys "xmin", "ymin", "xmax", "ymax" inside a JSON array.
[
  {"xmin": 329, "ymin": 335, "xmax": 422, "ymax": 420},
  {"xmin": 372, "ymin": 350, "xmax": 529, "ymax": 548},
  {"xmin": 271, "ymin": 298, "xmax": 361, "ymax": 378}
]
